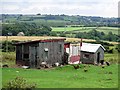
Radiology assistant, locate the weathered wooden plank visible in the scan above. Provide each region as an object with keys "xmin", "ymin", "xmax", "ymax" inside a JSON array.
[{"xmin": 16, "ymin": 39, "xmax": 65, "ymax": 68}]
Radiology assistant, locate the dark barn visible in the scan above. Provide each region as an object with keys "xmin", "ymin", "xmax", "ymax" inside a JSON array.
[{"xmin": 15, "ymin": 38, "xmax": 66, "ymax": 68}]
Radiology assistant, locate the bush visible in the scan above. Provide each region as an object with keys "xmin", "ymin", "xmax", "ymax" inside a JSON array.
[
  {"xmin": 1, "ymin": 41, "xmax": 16, "ymax": 52},
  {"xmin": 59, "ymin": 32, "xmax": 66, "ymax": 37},
  {"xmin": 50, "ymin": 31, "xmax": 57, "ymax": 36},
  {"xmin": 115, "ymin": 44, "xmax": 120, "ymax": 53},
  {"xmin": 2, "ymin": 52, "xmax": 16, "ymax": 61},
  {"xmin": 4, "ymin": 77, "xmax": 36, "ymax": 90},
  {"xmin": 107, "ymin": 49, "xmax": 113, "ymax": 53}
]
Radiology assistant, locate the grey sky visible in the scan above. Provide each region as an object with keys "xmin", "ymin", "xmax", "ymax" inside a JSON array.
[{"xmin": 1, "ymin": 0, "xmax": 119, "ymax": 17}]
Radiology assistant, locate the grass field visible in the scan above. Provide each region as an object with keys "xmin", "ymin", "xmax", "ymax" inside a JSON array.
[
  {"xmin": 52, "ymin": 27, "xmax": 119, "ymax": 35},
  {"xmin": 0, "ymin": 36, "xmax": 119, "ymax": 45},
  {"xmin": 1, "ymin": 47, "xmax": 119, "ymax": 88},
  {"xmin": 52, "ymin": 27, "xmax": 84, "ymax": 32},
  {"xmin": 2, "ymin": 64, "xmax": 118, "ymax": 88}
]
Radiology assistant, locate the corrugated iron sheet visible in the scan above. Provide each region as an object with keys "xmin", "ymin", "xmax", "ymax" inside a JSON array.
[
  {"xmin": 70, "ymin": 55, "xmax": 80, "ymax": 63},
  {"xmin": 81, "ymin": 43, "xmax": 105, "ymax": 53}
]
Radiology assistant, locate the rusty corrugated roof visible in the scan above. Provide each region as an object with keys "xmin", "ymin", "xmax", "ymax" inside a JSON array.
[{"xmin": 14, "ymin": 38, "xmax": 66, "ymax": 45}]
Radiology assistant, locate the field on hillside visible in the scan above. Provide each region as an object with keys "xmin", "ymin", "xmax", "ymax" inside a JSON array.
[
  {"xmin": 52, "ymin": 27, "xmax": 118, "ymax": 34},
  {"xmin": 0, "ymin": 36, "xmax": 118, "ymax": 44},
  {"xmin": 2, "ymin": 64, "xmax": 118, "ymax": 88},
  {"xmin": 0, "ymin": 36, "xmax": 96, "ymax": 43}
]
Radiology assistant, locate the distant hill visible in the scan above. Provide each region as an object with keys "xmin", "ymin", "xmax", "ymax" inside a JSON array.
[
  {"xmin": 1, "ymin": 14, "xmax": 119, "ymax": 42},
  {"xmin": 0, "ymin": 14, "xmax": 119, "ymax": 27}
]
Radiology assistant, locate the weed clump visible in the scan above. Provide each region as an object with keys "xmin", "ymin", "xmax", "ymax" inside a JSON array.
[{"xmin": 4, "ymin": 76, "xmax": 36, "ymax": 90}]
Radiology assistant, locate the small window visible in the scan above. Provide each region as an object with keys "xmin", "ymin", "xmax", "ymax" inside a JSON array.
[
  {"xmin": 72, "ymin": 46, "xmax": 78, "ymax": 55},
  {"xmin": 83, "ymin": 54, "xmax": 89, "ymax": 59},
  {"xmin": 44, "ymin": 48, "xmax": 48, "ymax": 51},
  {"xmin": 24, "ymin": 54, "xmax": 29, "ymax": 59},
  {"xmin": 45, "ymin": 51, "xmax": 48, "ymax": 59},
  {"xmin": 59, "ymin": 44, "xmax": 62, "ymax": 52},
  {"xmin": 44, "ymin": 48, "xmax": 48, "ymax": 59}
]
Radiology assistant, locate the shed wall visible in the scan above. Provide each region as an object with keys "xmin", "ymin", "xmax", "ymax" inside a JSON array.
[
  {"xmin": 94, "ymin": 47, "xmax": 104, "ymax": 64},
  {"xmin": 38, "ymin": 41, "xmax": 64, "ymax": 66},
  {"xmin": 16, "ymin": 40, "xmax": 65, "ymax": 67},
  {"xmin": 80, "ymin": 52, "xmax": 95, "ymax": 64},
  {"xmin": 29, "ymin": 43, "xmax": 39, "ymax": 68},
  {"xmin": 65, "ymin": 44, "xmax": 80, "ymax": 63},
  {"xmin": 81, "ymin": 47, "xmax": 104, "ymax": 64}
]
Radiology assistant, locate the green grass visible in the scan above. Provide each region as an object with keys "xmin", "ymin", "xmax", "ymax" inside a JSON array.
[
  {"xmin": 52, "ymin": 27, "xmax": 91, "ymax": 32},
  {"xmin": 1, "ymin": 43, "xmax": 119, "ymax": 88},
  {"xmin": 104, "ymin": 53, "xmax": 118, "ymax": 63},
  {"xmin": 97, "ymin": 27, "xmax": 118, "ymax": 35},
  {"xmin": 2, "ymin": 64, "xmax": 118, "ymax": 88},
  {"xmin": 52, "ymin": 27, "xmax": 119, "ymax": 34},
  {"xmin": 98, "ymin": 27, "xmax": 118, "ymax": 30},
  {"xmin": 104, "ymin": 45, "xmax": 118, "ymax": 63},
  {"xmin": 1, "ymin": 52, "xmax": 16, "ymax": 67}
]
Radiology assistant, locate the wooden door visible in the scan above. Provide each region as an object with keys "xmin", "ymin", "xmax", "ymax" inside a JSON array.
[
  {"xmin": 97, "ymin": 52, "xmax": 100, "ymax": 64},
  {"xmin": 29, "ymin": 46, "xmax": 36, "ymax": 68}
]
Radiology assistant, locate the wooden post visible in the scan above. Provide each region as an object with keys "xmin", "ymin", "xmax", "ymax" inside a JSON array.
[
  {"xmin": 79, "ymin": 38, "xmax": 82, "ymax": 64},
  {"xmin": 6, "ymin": 36, "xmax": 8, "ymax": 52}
]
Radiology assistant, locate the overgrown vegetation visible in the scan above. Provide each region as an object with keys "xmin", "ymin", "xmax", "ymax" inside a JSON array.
[
  {"xmin": 1, "ymin": 41, "xmax": 16, "ymax": 52},
  {"xmin": 1, "ymin": 52, "xmax": 15, "ymax": 68},
  {"xmin": 3, "ymin": 77, "xmax": 36, "ymax": 90}
]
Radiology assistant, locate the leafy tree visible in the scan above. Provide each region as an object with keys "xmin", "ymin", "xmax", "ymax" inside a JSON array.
[
  {"xmin": 50, "ymin": 31, "xmax": 57, "ymax": 36},
  {"xmin": 75, "ymin": 30, "xmax": 119, "ymax": 42},
  {"xmin": 2, "ymin": 23, "xmax": 52, "ymax": 36}
]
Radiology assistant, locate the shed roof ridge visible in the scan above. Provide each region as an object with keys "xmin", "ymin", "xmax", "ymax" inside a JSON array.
[{"xmin": 14, "ymin": 38, "xmax": 66, "ymax": 45}]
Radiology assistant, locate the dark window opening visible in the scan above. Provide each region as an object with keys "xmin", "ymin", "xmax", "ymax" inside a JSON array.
[
  {"xmin": 59, "ymin": 44, "xmax": 62, "ymax": 52},
  {"xmin": 24, "ymin": 54, "xmax": 29, "ymax": 59},
  {"xmin": 83, "ymin": 54, "xmax": 89, "ymax": 59}
]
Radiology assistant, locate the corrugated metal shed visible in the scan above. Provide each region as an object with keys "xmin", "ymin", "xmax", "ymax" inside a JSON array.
[
  {"xmin": 15, "ymin": 38, "xmax": 66, "ymax": 68},
  {"xmin": 81, "ymin": 43, "xmax": 105, "ymax": 53},
  {"xmin": 80, "ymin": 43, "xmax": 105, "ymax": 64}
]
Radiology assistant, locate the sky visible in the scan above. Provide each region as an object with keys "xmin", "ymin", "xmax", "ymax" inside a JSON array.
[{"xmin": 0, "ymin": 0, "xmax": 119, "ymax": 17}]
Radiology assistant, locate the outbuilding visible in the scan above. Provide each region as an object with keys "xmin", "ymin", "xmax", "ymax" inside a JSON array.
[
  {"xmin": 15, "ymin": 38, "xmax": 65, "ymax": 68},
  {"xmin": 64, "ymin": 43, "xmax": 80, "ymax": 64},
  {"xmin": 80, "ymin": 43, "xmax": 105, "ymax": 64}
]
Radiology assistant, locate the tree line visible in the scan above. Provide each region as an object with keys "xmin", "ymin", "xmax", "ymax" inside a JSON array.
[
  {"xmin": 2, "ymin": 22, "xmax": 52, "ymax": 36},
  {"xmin": 1, "ymin": 14, "xmax": 119, "ymax": 27},
  {"xmin": 75, "ymin": 29, "xmax": 120, "ymax": 42},
  {"xmin": 2, "ymin": 22, "xmax": 120, "ymax": 42}
]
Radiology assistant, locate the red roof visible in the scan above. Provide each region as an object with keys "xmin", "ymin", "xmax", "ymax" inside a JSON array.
[{"xmin": 15, "ymin": 38, "xmax": 66, "ymax": 45}]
